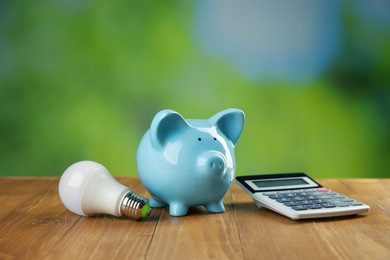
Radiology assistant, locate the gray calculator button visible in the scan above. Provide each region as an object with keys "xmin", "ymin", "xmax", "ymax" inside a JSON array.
[
  {"xmin": 292, "ymin": 197, "xmax": 306, "ymax": 201},
  {"xmin": 276, "ymin": 198, "xmax": 292, "ymax": 203},
  {"xmin": 284, "ymin": 202, "xmax": 300, "ymax": 207},
  {"xmin": 323, "ymin": 205, "xmax": 337, "ymax": 208},
  {"xmin": 300, "ymin": 200, "xmax": 315, "ymax": 205},
  {"xmin": 341, "ymin": 198, "xmax": 355, "ymax": 202},
  {"xmin": 292, "ymin": 206, "xmax": 308, "ymax": 211},
  {"xmin": 321, "ymin": 203, "xmax": 336, "ymax": 208},
  {"xmin": 263, "ymin": 192, "xmax": 276, "ymax": 196},
  {"xmin": 308, "ymin": 205, "xmax": 323, "ymax": 209},
  {"xmin": 331, "ymin": 202, "xmax": 350, "ymax": 207},
  {"xmin": 269, "ymin": 194, "xmax": 284, "ymax": 199}
]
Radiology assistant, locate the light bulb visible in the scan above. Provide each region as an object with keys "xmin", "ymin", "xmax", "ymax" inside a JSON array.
[{"xmin": 59, "ymin": 161, "xmax": 151, "ymax": 220}]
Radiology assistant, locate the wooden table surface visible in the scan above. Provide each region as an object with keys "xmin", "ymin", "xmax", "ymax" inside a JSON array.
[{"xmin": 0, "ymin": 177, "xmax": 389, "ymax": 260}]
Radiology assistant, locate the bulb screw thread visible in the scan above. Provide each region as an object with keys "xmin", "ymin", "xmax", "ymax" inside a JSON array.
[{"xmin": 120, "ymin": 192, "xmax": 151, "ymax": 220}]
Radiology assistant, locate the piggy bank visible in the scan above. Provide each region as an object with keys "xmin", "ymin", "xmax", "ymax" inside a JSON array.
[{"xmin": 136, "ymin": 108, "xmax": 245, "ymax": 216}]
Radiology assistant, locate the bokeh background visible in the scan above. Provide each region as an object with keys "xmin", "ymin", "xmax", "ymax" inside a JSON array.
[{"xmin": 1, "ymin": 0, "xmax": 389, "ymax": 178}]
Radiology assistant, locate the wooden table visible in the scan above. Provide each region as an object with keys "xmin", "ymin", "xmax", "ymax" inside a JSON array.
[{"xmin": 0, "ymin": 177, "xmax": 389, "ymax": 259}]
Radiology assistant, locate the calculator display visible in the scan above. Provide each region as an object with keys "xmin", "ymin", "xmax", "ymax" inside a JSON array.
[
  {"xmin": 253, "ymin": 178, "xmax": 308, "ymax": 188},
  {"xmin": 240, "ymin": 174, "xmax": 320, "ymax": 191}
]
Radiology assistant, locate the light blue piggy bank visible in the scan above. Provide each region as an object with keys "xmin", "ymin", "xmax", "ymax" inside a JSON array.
[{"xmin": 136, "ymin": 108, "xmax": 245, "ymax": 216}]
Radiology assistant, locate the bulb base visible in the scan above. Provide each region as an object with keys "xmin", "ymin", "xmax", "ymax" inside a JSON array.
[{"xmin": 120, "ymin": 192, "xmax": 151, "ymax": 220}]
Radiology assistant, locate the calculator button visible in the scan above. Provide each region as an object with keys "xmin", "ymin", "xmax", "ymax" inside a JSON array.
[
  {"xmin": 337, "ymin": 204, "xmax": 350, "ymax": 207},
  {"xmin": 291, "ymin": 206, "xmax": 308, "ymax": 211},
  {"xmin": 340, "ymin": 198, "xmax": 354, "ymax": 202},
  {"xmin": 276, "ymin": 198, "xmax": 292, "ymax": 203},
  {"xmin": 310, "ymin": 199, "xmax": 321, "ymax": 204},
  {"xmin": 284, "ymin": 202, "xmax": 300, "ymax": 207},
  {"xmin": 351, "ymin": 202, "xmax": 363, "ymax": 206},
  {"xmin": 262, "ymin": 192, "xmax": 277, "ymax": 196},
  {"xmin": 320, "ymin": 202, "xmax": 334, "ymax": 206},
  {"xmin": 269, "ymin": 194, "xmax": 284, "ymax": 199},
  {"xmin": 292, "ymin": 197, "xmax": 306, "ymax": 201},
  {"xmin": 299, "ymin": 200, "xmax": 315, "ymax": 205},
  {"xmin": 330, "ymin": 201, "xmax": 350, "ymax": 207},
  {"xmin": 307, "ymin": 205, "xmax": 323, "ymax": 209},
  {"xmin": 321, "ymin": 204, "xmax": 336, "ymax": 208}
]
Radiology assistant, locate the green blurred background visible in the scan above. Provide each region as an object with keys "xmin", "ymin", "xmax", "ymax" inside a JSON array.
[{"xmin": 0, "ymin": 1, "xmax": 389, "ymax": 178}]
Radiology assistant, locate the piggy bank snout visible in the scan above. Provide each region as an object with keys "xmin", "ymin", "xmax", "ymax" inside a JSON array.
[
  {"xmin": 198, "ymin": 152, "xmax": 227, "ymax": 175},
  {"xmin": 209, "ymin": 155, "xmax": 225, "ymax": 171}
]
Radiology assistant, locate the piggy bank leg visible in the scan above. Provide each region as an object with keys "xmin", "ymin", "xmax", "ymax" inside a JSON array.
[
  {"xmin": 205, "ymin": 200, "xmax": 225, "ymax": 213},
  {"xmin": 149, "ymin": 196, "xmax": 167, "ymax": 208},
  {"xmin": 169, "ymin": 202, "xmax": 189, "ymax": 216}
]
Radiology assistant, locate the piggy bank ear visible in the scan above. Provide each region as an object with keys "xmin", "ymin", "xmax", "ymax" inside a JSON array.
[
  {"xmin": 150, "ymin": 109, "xmax": 190, "ymax": 149},
  {"xmin": 211, "ymin": 108, "xmax": 245, "ymax": 145}
]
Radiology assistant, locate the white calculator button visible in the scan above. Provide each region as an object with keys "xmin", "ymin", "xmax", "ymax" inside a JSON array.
[{"xmin": 263, "ymin": 192, "xmax": 276, "ymax": 196}]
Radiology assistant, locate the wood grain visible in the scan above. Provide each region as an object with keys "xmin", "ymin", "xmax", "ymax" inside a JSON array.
[{"xmin": 0, "ymin": 177, "xmax": 389, "ymax": 260}]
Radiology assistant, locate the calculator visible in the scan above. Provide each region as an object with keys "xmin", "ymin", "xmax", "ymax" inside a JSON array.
[{"xmin": 235, "ymin": 173, "xmax": 370, "ymax": 220}]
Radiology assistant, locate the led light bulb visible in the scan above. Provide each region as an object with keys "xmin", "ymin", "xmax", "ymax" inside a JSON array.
[{"xmin": 59, "ymin": 161, "xmax": 151, "ymax": 220}]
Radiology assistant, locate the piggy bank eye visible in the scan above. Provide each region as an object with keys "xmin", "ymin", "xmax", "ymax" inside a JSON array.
[
  {"xmin": 198, "ymin": 138, "xmax": 202, "ymax": 141},
  {"xmin": 213, "ymin": 137, "xmax": 217, "ymax": 141}
]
